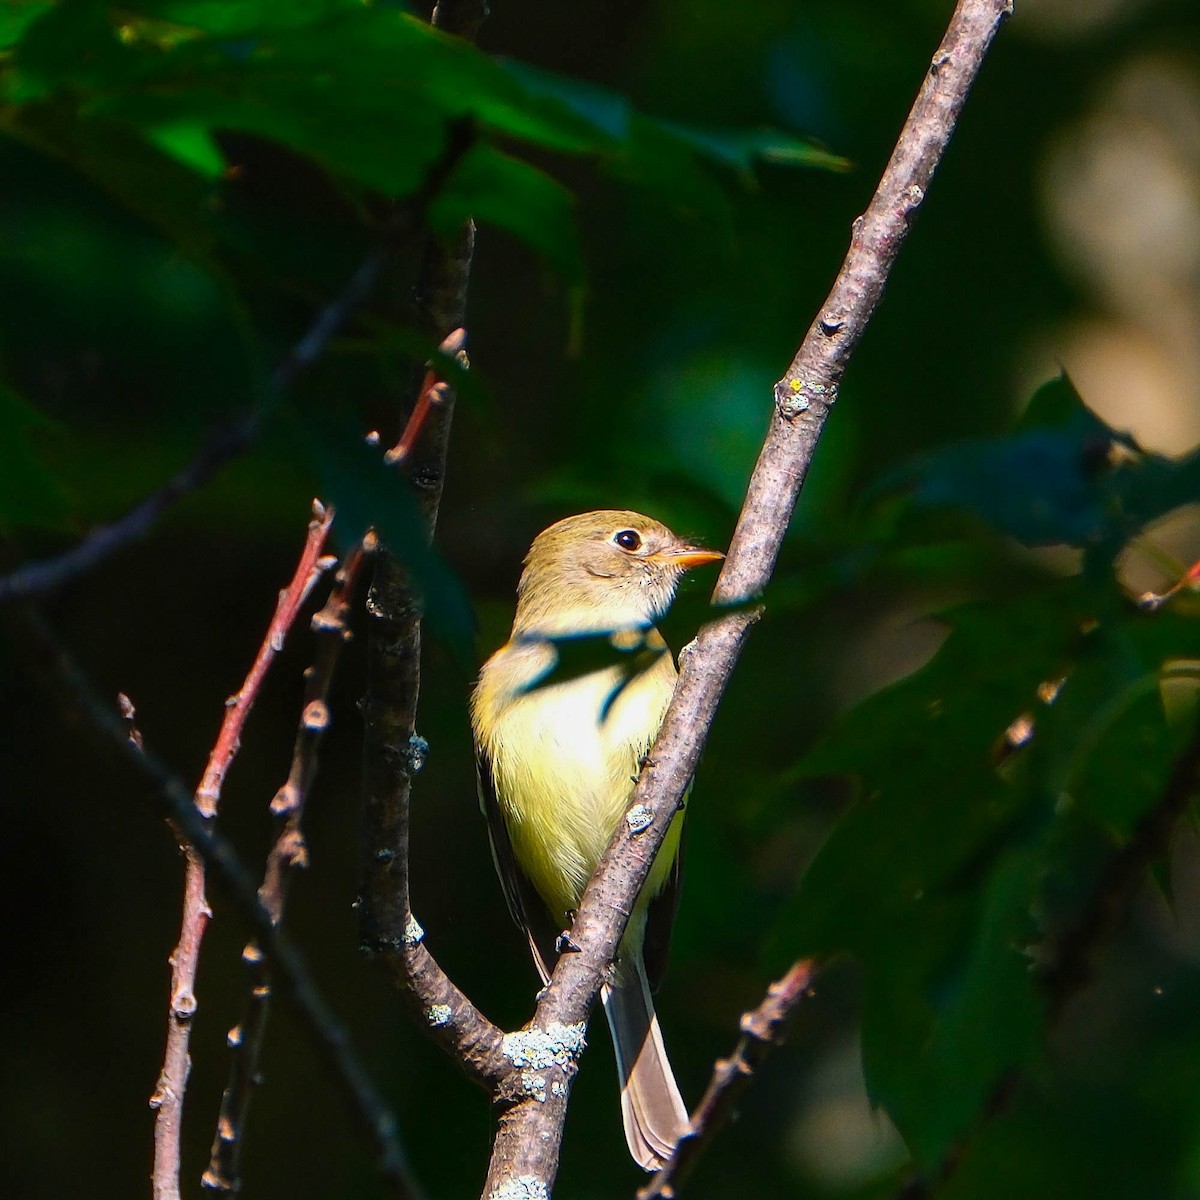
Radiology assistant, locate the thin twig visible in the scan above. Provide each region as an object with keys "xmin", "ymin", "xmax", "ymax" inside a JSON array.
[
  {"xmin": 384, "ymin": 328, "xmax": 467, "ymax": 466},
  {"xmin": 0, "ymin": 134, "xmax": 473, "ymax": 607},
  {"xmin": 12, "ymin": 604, "xmax": 423, "ymax": 1200},
  {"xmin": 480, "ymin": 3, "xmax": 1015, "ymax": 1195},
  {"xmin": 204, "ymin": 534, "xmax": 373, "ymax": 1194},
  {"xmin": 152, "ymin": 504, "xmax": 335, "ymax": 1200},
  {"xmin": 150, "ymin": 844, "xmax": 209, "ymax": 1200},
  {"xmin": 195, "ymin": 502, "xmax": 336, "ymax": 816},
  {"xmin": 638, "ymin": 959, "xmax": 819, "ymax": 1200}
]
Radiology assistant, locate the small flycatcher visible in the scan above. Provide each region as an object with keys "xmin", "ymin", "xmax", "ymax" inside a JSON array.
[{"xmin": 470, "ymin": 510, "xmax": 723, "ymax": 1170}]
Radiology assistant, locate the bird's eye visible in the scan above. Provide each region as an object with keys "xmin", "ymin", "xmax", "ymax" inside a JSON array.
[{"xmin": 614, "ymin": 529, "xmax": 642, "ymax": 552}]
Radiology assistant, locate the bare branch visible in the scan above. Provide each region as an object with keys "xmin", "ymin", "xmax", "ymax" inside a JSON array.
[
  {"xmin": 149, "ymin": 844, "xmax": 208, "ymax": 1200},
  {"xmin": 361, "ymin": 330, "xmax": 509, "ymax": 1082},
  {"xmin": 151, "ymin": 505, "xmax": 334, "ymax": 1200},
  {"xmin": 204, "ymin": 534, "xmax": 372, "ymax": 1195},
  {"xmin": 358, "ymin": 0, "xmax": 507, "ymax": 1097},
  {"xmin": 638, "ymin": 960, "xmax": 819, "ymax": 1200},
  {"xmin": 480, "ymin": 2, "xmax": 1015, "ymax": 1194},
  {"xmin": 196, "ymin": 502, "xmax": 336, "ymax": 817},
  {"xmin": 385, "ymin": 329, "xmax": 467, "ymax": 466},
  {"xmin": 12, "ymin": 604, "xmax": 422, "ymax": 1200}
]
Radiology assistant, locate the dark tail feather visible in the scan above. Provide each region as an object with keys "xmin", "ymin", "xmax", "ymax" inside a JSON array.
[{"xmin": 601, "ymin": 958, "xmax": 690, "ymax": 1171}]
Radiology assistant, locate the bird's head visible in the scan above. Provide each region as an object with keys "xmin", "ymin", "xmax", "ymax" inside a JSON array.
[{"xmin": 512, "ymin": 510, "xmax": 723, "ymax": 637}]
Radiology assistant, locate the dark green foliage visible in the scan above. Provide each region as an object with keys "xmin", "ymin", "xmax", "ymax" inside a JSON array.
[
  {"xmin": 0, "ymin": 0, "xmax": 836, "ymax": 581},
  {"xmin": 775, "ymin": 387, "xmax": 1200, "ymax": 1174},
  {"xmin": 5, "ymin": 3, "xmax": 1200, "ymax": 1200},
  {"xmin": 881, "ymin": 375, "xmax": 1200, "ymax": 563}
]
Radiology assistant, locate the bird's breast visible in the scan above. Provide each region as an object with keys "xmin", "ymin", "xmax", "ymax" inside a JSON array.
[{"xmin": 474, "ymin": 640, "xmax": 677, "ymax": 918}]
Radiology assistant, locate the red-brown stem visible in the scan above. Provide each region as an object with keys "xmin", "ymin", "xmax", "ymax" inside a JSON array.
[
  {"xmin": 150, "ymin": 503, "xmax": 336, "ymax": 1200},
  {"xmin": 638, "ymin": 960, "xmax": 819, "ymax": 1200},
  {"xmin": 384, "ymin": 328, "xmax": 466, "ymax": 465},
  {"xmin": 204, "ymin": 537, "xmax": 373, "ymax": 1194},
  {"xmin": 195, "ymin": 503, "xmax": 337, "ymax": 816}
]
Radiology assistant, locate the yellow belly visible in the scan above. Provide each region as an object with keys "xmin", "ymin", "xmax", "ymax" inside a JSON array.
[{"xmin": 480, "ymin": 644, "xmax": 683, "ymax": 925}]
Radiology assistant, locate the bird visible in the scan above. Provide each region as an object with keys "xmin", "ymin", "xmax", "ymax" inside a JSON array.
[{"xmin": 470, "ymin": 510, "xmax": 723, "ymax": 1170}]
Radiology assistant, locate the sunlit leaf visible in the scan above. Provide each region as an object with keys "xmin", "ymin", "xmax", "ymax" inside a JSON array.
[{"xmin": 142, "ymin": 119, "xmax": 226, "ymax": 178}]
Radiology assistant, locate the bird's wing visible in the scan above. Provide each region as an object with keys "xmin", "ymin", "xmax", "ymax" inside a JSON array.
[{"xmin": 476, "ymin": 743, "xmax": 558, "ymax": 985}]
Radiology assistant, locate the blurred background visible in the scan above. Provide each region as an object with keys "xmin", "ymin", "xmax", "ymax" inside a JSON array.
[{"xmin": 4, "ymin": 0, "xmax": 1200, "ymax": 1196}]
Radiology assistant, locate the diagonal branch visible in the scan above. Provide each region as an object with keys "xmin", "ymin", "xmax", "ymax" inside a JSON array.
[
  {"xmin": 480, "ymin": 2, "xmax": 1015, "ymax": 1195},
  {"xmin": 195, "ymin": 503, "xmax": 337, "ymax": 818},
  {"xmin": 12, "ymin": 604, "xmax": 423, "ymax": 1200},
  {"xmin": 638, "ymin": 959, "xmax": 819, "ymax": 1200}
]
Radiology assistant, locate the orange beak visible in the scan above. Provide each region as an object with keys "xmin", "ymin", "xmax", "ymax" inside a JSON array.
[{"xmin": 652, "ymin": 545, "xmax": 725, "ymax": 570}]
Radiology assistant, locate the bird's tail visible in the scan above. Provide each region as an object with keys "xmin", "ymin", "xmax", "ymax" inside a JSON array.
[{"xmin": 601, "ymin": 957, "xmax": 691, "ymax": 1171}]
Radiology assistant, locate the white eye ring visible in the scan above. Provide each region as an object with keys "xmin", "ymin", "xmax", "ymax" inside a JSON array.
[{"xmin": 613, "ymin": 529, "xmax": 642, "ymax": 552}]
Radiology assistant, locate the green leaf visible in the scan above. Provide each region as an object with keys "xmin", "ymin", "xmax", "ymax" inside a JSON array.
[
  {"xmin": 5, "ymin": 0, "xmax": 846, "ymax": 309},
  {"xmin": 501, "ymin": 58, "xmax": 848, "ymax": 179},
  {"xmin": 859, "ymin": 847, "xmax": 1044, "ymax": 1169},
  {"xmin": 776, "ymin": 568, "xmax": 1200, "ymax": 1170},
  {"xmin": 773, "ymin": 584, "xmax": 1103, "ymax": 1166},
  {"xmin": 12, "ymin": 3, "xmax": 611, "ymax": 171},
  {"xmin": 940, "ymin": 1014, "xmax": 1200, "ymax": 1200},
  {"xmin": 516, "ymin": 628, "xmax": 668, "ymax": 702},
  {"xmin": 129, "ymin": 0, "xmax": 366, "ymax": 38},
  {"xmin": 883, "ymin": 426, "xmax": 1115, "ymax": 547},
  {"xmin": 881, "ymin": 374, "xmax": 1200, "ymax": 557},
  {"xmin": 498, "ymin": 59, "xmax": 633, "ymax": 141},
  {"xmin": 2, "ymin": 110, "xmax": 222, "ymax": 265},
  {"xmin": 142, "ymin": 118, "xmax": 226, "ymax": 178},
  {"xmin": 1015, "ymin": 372, "xmax": 1112, "ymax": 440},
  {"xmin": 1029, "ymin": 614, "xmax": 1200, "ymax": 839}
]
